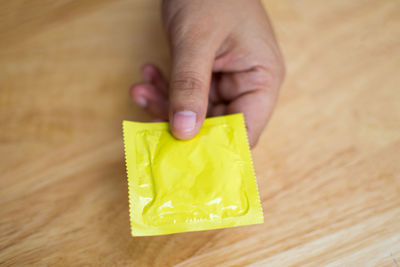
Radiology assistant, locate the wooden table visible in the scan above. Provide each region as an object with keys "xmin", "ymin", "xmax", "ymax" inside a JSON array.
[{"xmin": 1, "ymin": 0, "xmax": 399, "ymax": 266}]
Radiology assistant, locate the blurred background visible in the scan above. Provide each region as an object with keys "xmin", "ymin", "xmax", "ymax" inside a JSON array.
[{"xmin": 1, "ymin": 0, "xmax": 399, "ymax": 266}]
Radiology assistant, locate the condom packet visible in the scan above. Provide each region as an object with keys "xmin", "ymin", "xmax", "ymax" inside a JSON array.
[{"xmin": 123, "ymin": 113, "xmax": 263, "ymax": 236}]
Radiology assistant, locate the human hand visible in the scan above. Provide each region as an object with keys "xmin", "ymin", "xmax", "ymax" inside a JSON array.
[{"xmin": 130, "ymin": 0, "xmax": 285, "ymax": 147}]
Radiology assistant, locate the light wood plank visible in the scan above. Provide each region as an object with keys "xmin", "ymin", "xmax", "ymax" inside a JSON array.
[{"xmin": 1, "ymin": 0, "xmax": 399, "ymax": 265}]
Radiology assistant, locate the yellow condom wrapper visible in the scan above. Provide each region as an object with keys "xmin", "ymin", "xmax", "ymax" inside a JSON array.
[{"xmin": 123, "ymin": 113, "xmax": 263, "ymax": 236}]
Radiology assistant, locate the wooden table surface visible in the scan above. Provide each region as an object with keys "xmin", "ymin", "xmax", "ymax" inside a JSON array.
[{"xmin": 1, "ymin": 0, "xmax": 399, "ymax": 266}]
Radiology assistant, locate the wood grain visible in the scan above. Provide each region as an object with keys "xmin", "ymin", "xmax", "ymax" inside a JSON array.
[{"xmin": 1, "ymin": 0, "xmax": 399, "ymax": 266}]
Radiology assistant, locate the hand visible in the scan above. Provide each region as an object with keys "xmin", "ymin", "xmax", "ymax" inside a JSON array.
[{"xmin": 130, "ymin": 0, "xmax": 285, "ymax": 147}]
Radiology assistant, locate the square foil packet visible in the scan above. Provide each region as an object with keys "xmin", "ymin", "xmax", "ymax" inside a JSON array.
[{"xmin": 123, "ymin": 113, "xmax": 263, "ymax": 236}]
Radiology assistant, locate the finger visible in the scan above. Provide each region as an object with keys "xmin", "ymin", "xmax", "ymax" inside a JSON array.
[
  {"xmin": 130, "ymin": 83, "xmax": 169, "ymax": 120},
  {"xmin": 216, "ymin": 68, "xmax": 273, "ymax": 102},
  {"xmin": 227, "ymin": 88, "xmax": 278, "ymax": 147},
  {"xmin": 141, "ymin": 64, "xmax": 169, "ymax": 96},
  {"xmin": 217, "ymin": 65, "xmax": 282, "ymax": 147},
  {"xmin": 169, "ymin": 38, "xmax": 217, "ymax": 140}
]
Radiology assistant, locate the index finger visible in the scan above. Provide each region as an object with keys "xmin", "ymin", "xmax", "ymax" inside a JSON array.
[{"xmin": 226, "ymin": 87, "xmax": 278, "ymax": 147}]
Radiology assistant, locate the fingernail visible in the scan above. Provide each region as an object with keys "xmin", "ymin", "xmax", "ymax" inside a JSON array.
[
  {"xmin": 173, "ymin": 111, "xmax": 196, "ymax": 133},
  {"xmin": 135, "ymin": 96, "xmax": 147, "ymax": 107}
]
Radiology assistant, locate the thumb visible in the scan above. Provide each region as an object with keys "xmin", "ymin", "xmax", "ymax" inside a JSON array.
[{"xmin": 169, "ymin": 39, "xmax": 215, "ymax": 140}]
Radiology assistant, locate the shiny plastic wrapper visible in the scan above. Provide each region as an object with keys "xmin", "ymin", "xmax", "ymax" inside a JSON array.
[{"xmin": 123, "ymin": 113, "xmax": 263, "ymax": 236}]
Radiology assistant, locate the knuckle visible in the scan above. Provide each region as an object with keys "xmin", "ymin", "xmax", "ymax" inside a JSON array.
[
  {"xmin": 257, "ymin": 59, "xmax": 285, "ymax": 92},
  {"xmin": 254, "ymin": 66, "xmax": 277, "ymax": 90},
  {"xmin": 171, "ymin": 72, "xmax": 206, "ymax": 94}
]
